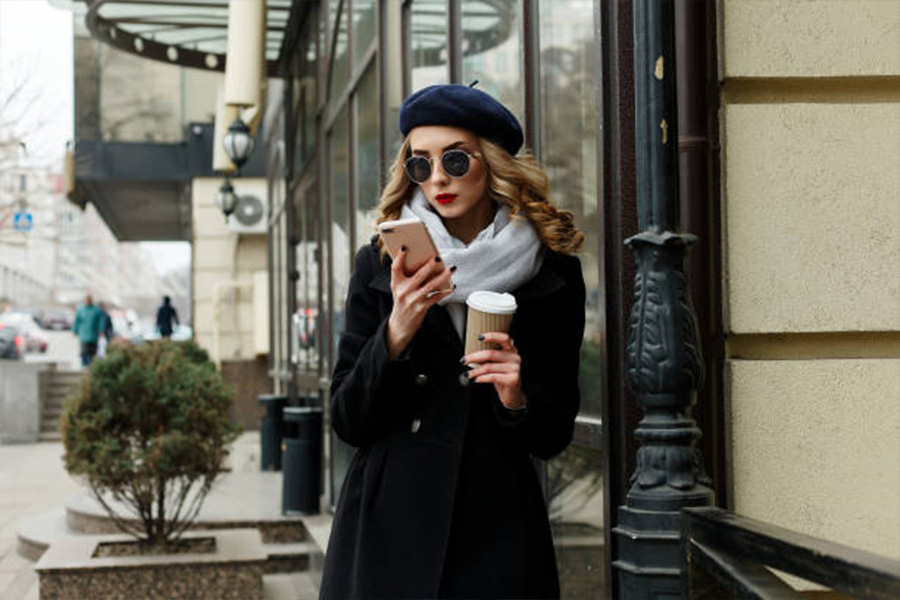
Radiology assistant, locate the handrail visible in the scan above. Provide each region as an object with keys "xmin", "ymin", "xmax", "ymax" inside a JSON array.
[{"xmin": 682, "ymin": 507, "xmax": 900, "ymax": 599}]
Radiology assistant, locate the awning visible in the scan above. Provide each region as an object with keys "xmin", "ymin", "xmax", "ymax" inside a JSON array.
[
  {"xmin": 82, "ymin": 0, "xmax": 292, "ymax": 78},
  {"xmin": 71, "ymin": 123, "xmax": 266, "ymax": 241}
]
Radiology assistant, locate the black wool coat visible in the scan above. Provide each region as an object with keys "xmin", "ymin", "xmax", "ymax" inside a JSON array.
[{"xmin": 319, "ymin": 240, "xmax": 585, "ymax": 600}]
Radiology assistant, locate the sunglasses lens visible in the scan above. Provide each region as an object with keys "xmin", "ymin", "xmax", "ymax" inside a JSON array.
[
  {"xmin": 442, "ymin": 150, "xmax": 470, "ymax": 178},
  {"xmin": 405, "ymin": 156, "xmax": 431, "ymax": 183}
]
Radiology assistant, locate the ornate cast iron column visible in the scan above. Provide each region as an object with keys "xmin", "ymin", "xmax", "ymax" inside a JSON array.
[{"xmin": 612, "ymin": 0, "xmax": 714, "ymax": 597}]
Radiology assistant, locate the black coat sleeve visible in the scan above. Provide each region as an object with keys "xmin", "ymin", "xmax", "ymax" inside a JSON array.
[
  {"xmin": 501, "ymin": 254, "xmax": 586, "ymax": 459},
  {"xmin": 329, "ymin": 244, "xmax": 415, "ymax": 448}
]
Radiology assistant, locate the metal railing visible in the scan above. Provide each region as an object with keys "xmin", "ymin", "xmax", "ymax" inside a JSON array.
[{"xmin": 682, "ymin": 507, "xmax": 900, "ymax": 599}]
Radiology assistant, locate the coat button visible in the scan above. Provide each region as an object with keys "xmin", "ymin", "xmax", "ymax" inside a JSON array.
[
  {"xmin": 411, "ymin": 418, "xmax": 421, "ymax": 433},
  {"xmin": 458, "ymin": 373, "xmax": 470, "ymax": 387},
  {"xmin": 415, "ymin": 373, "xmax": 429, "ymax": 387}
]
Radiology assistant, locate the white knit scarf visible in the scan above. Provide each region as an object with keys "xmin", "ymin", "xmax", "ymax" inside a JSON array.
[{"xmin": 401, "ymin": 190, "xmax": 543, "ymax": 337}]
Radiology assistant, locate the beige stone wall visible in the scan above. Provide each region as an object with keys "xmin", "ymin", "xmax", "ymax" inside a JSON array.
[
  {"xmin": 191, "ymin": 177, "xmax": 268, "ymax": 364},
  {"xmin": 720, "ymin": 0, "xmax": 900, "ymax": 563}
]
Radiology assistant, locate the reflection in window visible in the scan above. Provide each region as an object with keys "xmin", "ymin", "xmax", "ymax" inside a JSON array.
[
  {"xmin": 355, "ymin": 65, "xmax": 380, "ymax": 252},
  {"xmin": 294, "ymin": 12, "xmax": 317, "ymax": 173},
  {"xmin": 547, "ymin": 444, "xmax": 606, "ymax": 599},
  {"xmin": 293, "ymin": 185, "xmax": 320, "ymax": 374},
  {"xmin": 271, "ymin": 216, "xmax": 283, "ymax": 393},
  {"xmin": 328, "ymin": 1, "xmax": 349, "ymax": 102},
  {"xmin": 539, "ymin": 0, "xmax": 601, "ymax": 417},
  {"xmin": 410, "ymin": 0, "xmax": 449, "ymax": 92},
  {"xmin": 279, "ymin": 209, "xmax": 291, "ymax": 383},
  {"xmin": 538, "ymin": 1, "xmax": 605, "ymax": 597},
  {"xmin": 352, "ymin": 0, "xmax": 377, "ymax": 69},
  {"xmin": 461, "ymin": 0, "xmax": 522, "ymax": 123},
  {"xmin": 99, "ymin": 48, "xmax": 181, "ymax": 142},
  {"xmin": 328, "ymin": 108, "xmax": 350, "ymax": 369},
  {"xmin": 328, "ymin": 107, "xmax": 354, "ymax": 507}
]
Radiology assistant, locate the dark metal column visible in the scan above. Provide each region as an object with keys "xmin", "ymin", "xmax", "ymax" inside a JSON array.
[{"xmin": 611, "ymin": 1, "xmax": 714, "ymax": 597}]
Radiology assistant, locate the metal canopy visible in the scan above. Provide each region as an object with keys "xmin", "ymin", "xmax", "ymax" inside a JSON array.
[
  {"xmin": 72, "ymin": 123, "xmax": 265, "ymax": 241},
  {"xmin": 83, "ymin": 0, "xmax": 292, "ymax": 77}
]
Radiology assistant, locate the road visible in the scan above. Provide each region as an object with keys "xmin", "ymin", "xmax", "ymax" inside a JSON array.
[{"xmin": 24, "ymin": 330, "xmax": 81, "ymax": 370}]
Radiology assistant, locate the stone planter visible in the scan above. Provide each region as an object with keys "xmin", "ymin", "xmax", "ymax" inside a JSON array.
[{"xmin": 35, "ymin": 528, "xmax": 265, "ymax": 599}]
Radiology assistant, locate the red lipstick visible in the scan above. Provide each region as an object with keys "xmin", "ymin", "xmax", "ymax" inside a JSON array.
[{"xmin": 435, "ymin": 193, "xmax": 457, "ymax": 205}]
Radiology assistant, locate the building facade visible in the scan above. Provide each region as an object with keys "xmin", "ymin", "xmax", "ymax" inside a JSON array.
[
  {"xmin": 263, "ymin": 0, "xmax": 899, "ymax": 595},
  {"xmin": 71, "ymin": 0, "xmax": 899, "ymax": 595}
]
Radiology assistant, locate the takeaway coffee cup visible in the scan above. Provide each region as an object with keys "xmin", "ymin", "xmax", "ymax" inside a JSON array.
[{"xmin": 464, "ymin": 291, "xmax": 518, "ymax": 356}]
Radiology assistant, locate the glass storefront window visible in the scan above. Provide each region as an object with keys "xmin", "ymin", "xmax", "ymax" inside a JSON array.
[
  {"xmin": 328, "ymin": 107, "xmax": 350, "ymax": 370},
  {"xmin": 328, "ymin": 106, "xmax": 353, "ymax": 507},
  {"xmin": 279, "ymin": 207, "xmax": 291, "ymax": 385},
  {"xmin": 352, "ymin": 0, "xmax": 377, "ymax": 68},
  {"xmin": 294, "ymin": 184, "xmax": 320, "ymax": 374},
  {"xmin": 271, "ymin": 215, "xmax": 283, "ymax": 393},
  {"xmin": 355, "ymin": 65, "xmax": 380, "ymax": 253},
  {"xmin": 328, "ymin": 0, "xmax": 350, "ymax": 102},
  {"xmin": 461, "ymin": 0, "xmax": 523, "ymax": 123},
  {"xmin": 547, "ymin": 444, "xmax": 606, "ymax": 599},
  {"xmin": 538, "ymin": 1, "xmax": 606, "ymax": 597},
  {"xmin": 409, "ymin": 0, "xmax": 449, "ymax": 92},
  {"xmin": 539, "ymin": 0, "xmax": 601, "ymax": 417},
  {"xmin": 294, "ymin": 12, "xmax": 317, "ymax": 173}
]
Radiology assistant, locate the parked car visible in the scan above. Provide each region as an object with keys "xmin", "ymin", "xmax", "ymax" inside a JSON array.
[
  {"xmin": 0, "ymin": 324, "xmax": 23, "ymax": 360},
  {"xmin": 43, "ymin": 308, "xmax": 74, "ymax": 330},
  {"xmin": 0, "ymin": 311, "xmax": 48, "ymax": 353}
]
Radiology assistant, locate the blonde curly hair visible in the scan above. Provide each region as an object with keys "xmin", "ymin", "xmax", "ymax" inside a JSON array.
[{"xmin": 375, "ymin": 137, "xmax": 584, "ymax": 257}]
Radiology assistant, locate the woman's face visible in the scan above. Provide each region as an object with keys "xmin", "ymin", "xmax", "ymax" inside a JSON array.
[{"xmin": 407, "ymin": 125, "xmax": 490, "ymax": 226}]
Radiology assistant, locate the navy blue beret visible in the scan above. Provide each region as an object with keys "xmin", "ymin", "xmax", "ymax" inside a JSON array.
[{"xmin": 399, "ymin": 84, "xmax": 524, "ymax": 155}]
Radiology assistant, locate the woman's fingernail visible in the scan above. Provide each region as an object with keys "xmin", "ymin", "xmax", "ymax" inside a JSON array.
[
  {"xmin": 449, "ymin": 265, "xmax": 457, "ymax": 273},
  {"xmin": 452, "ymin": 284, "xmax": 457, "ymax": 290},
  {"xmin": 477, "ymin": 334, "xmax": 485, "ymax": 341},
  {"xmin": 459, "ymin": 357, "xmax": 466, "ymax": 364},
  {"xmin": 434, "ymin": 256, "xmax": 442, "ymax": 262},
  {"xmin": 401, "ymin": 245, "xmax": 408, "ymax": 252}
]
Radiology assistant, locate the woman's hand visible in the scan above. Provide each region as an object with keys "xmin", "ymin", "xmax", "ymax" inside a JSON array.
[
  {"xmin": 386, "ymin": 249, "xmax": 454, "ymax": 358},
  {"xmin": 463, "ymin": 332, "xmax": 526, "ymax": 410}
]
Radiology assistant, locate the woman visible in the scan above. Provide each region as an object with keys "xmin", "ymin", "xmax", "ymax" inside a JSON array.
[{"xmin": 320, "ymin": 84, "xmax": 585, "ymax": 599}]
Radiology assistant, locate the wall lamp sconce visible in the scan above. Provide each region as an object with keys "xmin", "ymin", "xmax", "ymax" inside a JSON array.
[
  {"xmin": 222, "ymin": 118, "xmax": 255, "ymax": 171},
  {"xmin": 216, "ymin": 179, "xmax": 239, "ymax": 220}
]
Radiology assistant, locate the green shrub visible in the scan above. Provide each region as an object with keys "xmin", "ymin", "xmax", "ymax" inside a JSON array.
[{"xmin": 62, "ymin": 340, "xmax": 242, "ymax": 548}]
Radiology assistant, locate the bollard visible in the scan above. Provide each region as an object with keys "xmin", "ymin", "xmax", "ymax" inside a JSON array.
[{"xmin": 282, "ymin": 406, "xmax": 323, "ymax": 515}]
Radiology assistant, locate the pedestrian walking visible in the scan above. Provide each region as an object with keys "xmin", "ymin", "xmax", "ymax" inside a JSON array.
[
  {"xmin": 97, "ymin": 302, "xmax": 114, "ymax": 357},
  {"xmin": 320, "ymin": 84, "xmax": 586, "ymax": 599},
  {"xmin": 72, "ymin": 294, "xmax": 104, "ymax": 368},
  {"xmin": 155, "ymin": 296, "xmax": 179, "ymax": 339}
]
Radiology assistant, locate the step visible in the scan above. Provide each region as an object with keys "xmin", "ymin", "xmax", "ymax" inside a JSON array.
[
  {"xmin": 42, "ymin": 407, "xmax": 63, "ymax": 419},
  {"xmin": 41, "ymin": 416, "xmax": 61, "ymax": 431},
  {"xmin": 38, "ymin": 431, "xmax": 62, "ymax": 442},
  {"xmin": 15, "ymin": 507, "xmax": 73, "ymax": 561},
  {"xmin": 45, "ymin": 386, "xmax": 78, "ymax": 398},
  {"xmin": 48, "ymin": 370, "xmax": 84, "ymax": 381},
  {"xmin": 260, "ymin": 541, "xmax": 316, "ymax": 574},
  {"xmin": 262, "ymin": 572, "xmax": 319, "ymax": 600},
  {"xmin": 45, "ymin": 385, "xmax": 79, "ymax": 398}
]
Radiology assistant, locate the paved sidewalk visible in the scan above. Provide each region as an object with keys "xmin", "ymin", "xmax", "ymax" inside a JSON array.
[
  {"xmin": 0, "ymin": 433, "xmax": 320, "ymax": 600},
  {"xmin": 0, "ymin": 442, "xmax": 82, "ymax": 600}
]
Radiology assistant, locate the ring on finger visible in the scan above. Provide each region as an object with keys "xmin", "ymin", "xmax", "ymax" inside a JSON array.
[{"xmin": 425, "ymin": 286, "xmax": 453, "ymax": 299}]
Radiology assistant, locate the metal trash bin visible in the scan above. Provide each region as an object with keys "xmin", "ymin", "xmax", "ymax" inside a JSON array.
[
  {"xmin": 282, "ymin": 406, "xmax": 323, "ymax": 515},
  {"xmin": 259, "ymin": 394, "xmax": 287, "ymax": 471}
]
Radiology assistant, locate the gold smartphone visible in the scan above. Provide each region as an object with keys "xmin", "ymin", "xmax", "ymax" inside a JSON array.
[{"xmin": 378, "ymin": 218, "xmax": 441, "ymax": 274}]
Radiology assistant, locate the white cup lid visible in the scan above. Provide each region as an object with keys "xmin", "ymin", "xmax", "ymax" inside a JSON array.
[{"xmin": 466, "ymin": 291, "xmax": 517, "ymax": 315}]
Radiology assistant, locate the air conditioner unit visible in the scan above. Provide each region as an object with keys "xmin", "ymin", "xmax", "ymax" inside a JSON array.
[{"xmin": 227, "ymin": 194, "xmax": 267, "ymax": 234}]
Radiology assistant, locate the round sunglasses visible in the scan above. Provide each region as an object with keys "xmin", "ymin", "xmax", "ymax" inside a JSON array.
[{"xmin": 404, "ymin": 149, "xmax": 482, "ymax": 184}]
